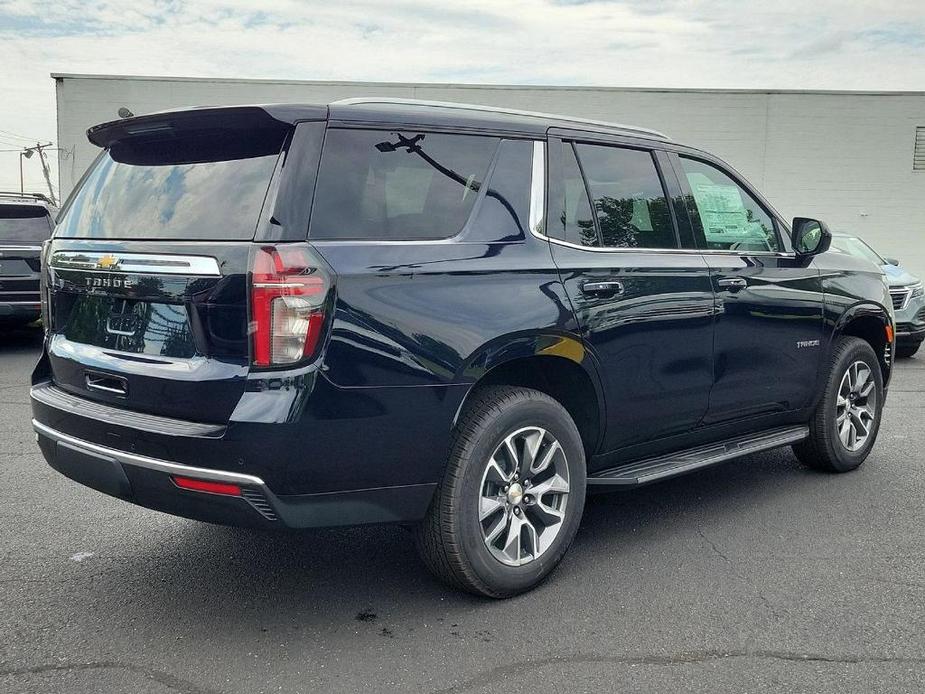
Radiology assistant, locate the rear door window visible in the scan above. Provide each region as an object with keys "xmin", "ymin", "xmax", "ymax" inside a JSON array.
[
  {"xmin": 55, "ymin": 129, "xmax": 285, "ymax": 240},
  {"xmin": 574, "ymin": 143, "xmax": 677, "ymax": 249},
  {"xmin": 0, "ymin": 205, "xmax": 52, "ymax": 243},
  {"xmin": 558, "ymin": 143, "xmax": 598, "ymax": 247},
  {"xmin": 310, "ymin": 129, "xmax": 499, "ymax": 240}
]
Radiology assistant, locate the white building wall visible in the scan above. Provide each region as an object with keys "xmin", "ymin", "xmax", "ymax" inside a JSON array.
[{"xmin": 55, "ymin": 75, "xmax": 925, "ymax": 277}]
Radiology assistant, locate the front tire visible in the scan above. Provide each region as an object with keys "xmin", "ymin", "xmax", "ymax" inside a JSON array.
[
  {"xmin": 415, "ymin": 386, "xmax": 587, "ymax": 598},
  {"xmin": 793, "ymin": 336, "xmax": 884, "ymax": 472}
]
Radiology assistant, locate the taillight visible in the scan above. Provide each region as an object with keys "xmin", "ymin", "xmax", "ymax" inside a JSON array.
[{"xmin": 249, "ymin": 244, "xmax": 328, "ymax": 367}]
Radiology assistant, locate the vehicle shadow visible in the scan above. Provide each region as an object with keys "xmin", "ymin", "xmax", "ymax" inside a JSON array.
[
  {"xmin": 0, "ymin": 324, "xmax": 43, "ymax": 354},
  {"xmin": 94, "ymin": 447, "xmax": 816, "ymax": 631}
]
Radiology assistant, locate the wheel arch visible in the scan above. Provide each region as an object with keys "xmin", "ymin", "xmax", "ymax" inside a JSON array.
[
  {"xmin": 453, "ymin": 332, "xmax": 606, "ymax": 459},
  {"xmin": 830, "ymin": 303, "xmax": 893, "ymax": 382}
]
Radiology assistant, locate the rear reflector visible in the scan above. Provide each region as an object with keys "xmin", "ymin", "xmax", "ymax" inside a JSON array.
[
  {"xmin": 172, "ymin": 476, "xmax": 242, "ymax": 496},
  {"xmin": 250, "ymin": 245, "xmax": 328, "ymax": 366}
]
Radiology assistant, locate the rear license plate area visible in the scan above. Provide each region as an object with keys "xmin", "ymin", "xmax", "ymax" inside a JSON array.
[{"xmin": 57, "ymin": 295, "xmax": 196, "ymax": 358}]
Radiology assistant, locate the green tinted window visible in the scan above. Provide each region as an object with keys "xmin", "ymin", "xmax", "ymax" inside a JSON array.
[{"xmin": 679, "ymin": 157, "xmax": 780, "ymax": 252}]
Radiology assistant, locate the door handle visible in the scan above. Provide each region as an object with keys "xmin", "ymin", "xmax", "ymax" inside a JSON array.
[
  {"xmin": 581, "ymin": 280, "xmax": 624, "ymax": 297},
  {"xmin": 717, "ymin": 277, "xmax": 748, "ymax": 292}
]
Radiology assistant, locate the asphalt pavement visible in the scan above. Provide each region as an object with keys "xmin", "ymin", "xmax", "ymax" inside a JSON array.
[{"xmin": 1, "ymin": 326, "xmax": 924, "ymax": 693}]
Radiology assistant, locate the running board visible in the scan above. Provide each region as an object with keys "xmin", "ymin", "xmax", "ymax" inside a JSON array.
[{"xmin": 588, "ymin": 425, "xmax": 809, "ymax": 487}]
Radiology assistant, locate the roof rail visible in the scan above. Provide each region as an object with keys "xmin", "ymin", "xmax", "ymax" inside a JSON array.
[
  {"xmin": 332, "ymin": 97, "xmax": 670, "ymax": 141},
  {"xmin": 0, "ymin": 191, "xmax": 53, "ymax": 204}
]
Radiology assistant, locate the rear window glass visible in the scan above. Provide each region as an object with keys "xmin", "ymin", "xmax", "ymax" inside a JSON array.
[
  {"xmin": 310, "ymin": 129, "xmax": 499, "ymax": 240},
  {"xmin": 830, "ymin": 236, "xmax": 884, "ymax": 265},
  {"xmin": 0, "ymin": 205, "xmax": 52, "ymax": 242},
  {"xmin": 55, "ymin": 130, "xmax": 284, "ymax": 240}
]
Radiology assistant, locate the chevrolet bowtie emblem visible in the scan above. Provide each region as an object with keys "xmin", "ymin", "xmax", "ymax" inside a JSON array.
[{"xmin": 96, "ymin": 254, "xmax": 120, "ymax": 270}]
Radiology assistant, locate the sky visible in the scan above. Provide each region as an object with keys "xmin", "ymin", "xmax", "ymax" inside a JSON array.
[{"xmin": 2, "ymin": 0, "xmax": 925, "ymax": 195}]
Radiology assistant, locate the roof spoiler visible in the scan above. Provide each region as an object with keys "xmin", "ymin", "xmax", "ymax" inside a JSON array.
[{"xmin": 87, "ymin": 104, "xmax": 327, "ymax": 148}]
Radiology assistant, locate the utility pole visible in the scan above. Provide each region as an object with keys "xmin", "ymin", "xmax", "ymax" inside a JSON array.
[
  {"xmin": 19, "ymin": 147, "xmax": 34, "ymax": 194},
  {"xmin": 19, "ymin": 143, "xmax": 56, "ymax": 205},
  {"xmin": 34, "ymin": 143, "xmax": 57, "ymax": 206}
]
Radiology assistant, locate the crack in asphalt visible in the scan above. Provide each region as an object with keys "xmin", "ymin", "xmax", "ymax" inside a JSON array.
[
  {"xmin": 430, "ymin": 650, "xmax": 925, "ymax": 693},
  {"xmin": 0, "ymin": 661, "xmax": 223, "ymax": 694},
  {"xmin": 696, "ymin": 527, "xmax": 784, "ymax": 621}
]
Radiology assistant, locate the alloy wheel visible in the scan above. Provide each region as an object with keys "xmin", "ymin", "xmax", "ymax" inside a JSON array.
[
  {"xmin": 836, "ymin": 360, "xmax": 878, "ymax": 452},
  {"xmin": 478, "ymin": 426, "xmax": 570, "ymax": 567}
]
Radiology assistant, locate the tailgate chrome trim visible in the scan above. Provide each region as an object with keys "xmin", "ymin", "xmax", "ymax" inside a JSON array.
[
  {"xmin": 50, "ymin": 251, "xmax": 221, "ymax": 276},
  {"xmin": 33, "ymin": 419, "xmax": 266, "ymax": 487}
]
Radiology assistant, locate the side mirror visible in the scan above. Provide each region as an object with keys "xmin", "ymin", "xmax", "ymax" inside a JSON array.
[
  {"xmin": 792, "ymin": 217, "xmax": 832, "ymax": 256},
  {"xmin": 884, "ymin": 257, "xmax": 900, "ymax": 266}
]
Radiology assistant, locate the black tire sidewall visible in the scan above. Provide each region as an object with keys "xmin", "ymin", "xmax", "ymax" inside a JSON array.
[{"xmin": 453, "ymin": 395, "xmax": 586, "ymax": 596}]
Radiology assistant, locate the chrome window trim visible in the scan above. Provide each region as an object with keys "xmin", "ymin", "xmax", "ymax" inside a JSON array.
[
  {"xmin": 49, "ymin": 251, "xmax": 221, "ymax": 276},
  {"xmin": 529, "ymin": 141, "xmax": 546, "ymax": 236},
  {"xmin": 0, "ymin": 246, "xmax": 42, "ymax": 252},
  {"xmin": 310, "ymin": 238, "xmax": 510, "ymax": 247},
  {"xmin": 32, "ymin": 419, "xmax": 267, "ymax": 488},
  {"xmin": 531, "ymin": 138, "xmax": 795, "ymax": 257},
  {"xmin": 532, "ymin": 221, "xmax": 797, "ymax": 258}
]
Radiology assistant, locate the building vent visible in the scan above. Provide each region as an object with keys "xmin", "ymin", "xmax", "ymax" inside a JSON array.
[{"xmin": 916, "ymin": 127, "xmax": 925, "ymax": 171}]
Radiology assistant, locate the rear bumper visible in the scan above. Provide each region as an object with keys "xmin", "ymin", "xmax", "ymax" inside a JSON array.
[
  {"xmin": 895, "ymin": 325, "xmax": 925, "ymax": 346},
  {"xmin": 33, "ymin": 418, "xmax": 436, "ymax": 530},
  {"xmin": 0, "ymin": 300, "xmax": 40, "ymax": 321},
  {"xmin": 895, "ymin": 299, "xmax": 925, "ymax": 346}
]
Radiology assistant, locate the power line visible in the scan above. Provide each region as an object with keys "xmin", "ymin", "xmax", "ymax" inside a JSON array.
[{"xmin": 0, "ymin": 128, "xmax": 44, "ymax": 142}]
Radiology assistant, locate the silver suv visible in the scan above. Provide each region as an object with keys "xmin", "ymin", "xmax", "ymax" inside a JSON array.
[{"xmin": 831, "ymin": 233, "xmax": 924, "ymax": 358}]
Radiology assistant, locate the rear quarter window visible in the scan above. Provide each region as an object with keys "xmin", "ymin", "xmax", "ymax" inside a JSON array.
[
  {"xmin": 0, "ymin": 205, "xmax": 52, "ymax": 243},
  {"xmin": 309, "ymin": 129, "xmax": 500, "ymax": 240}
]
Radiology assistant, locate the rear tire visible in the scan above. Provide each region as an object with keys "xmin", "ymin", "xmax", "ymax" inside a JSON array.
[
  {"xmin": 895, "ymin": 341, "xmax": 921, "ymax": 359},
  {"xmin": 793, "ymin": 337, "xmax": 884, "ymax": 472},
  {"xmin": 415, "ymin": 386, "xmax": 586, "ymax": 598}
]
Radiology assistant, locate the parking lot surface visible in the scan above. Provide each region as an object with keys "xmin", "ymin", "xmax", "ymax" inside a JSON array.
[{"xmin": 1, "ymin": 327, "xmax": 924, "ymax": 693}]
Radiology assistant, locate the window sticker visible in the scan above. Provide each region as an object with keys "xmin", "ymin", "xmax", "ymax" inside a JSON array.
[{"xmin": 686, "ymin": 173, "xmax": 768, "ymax": 244}]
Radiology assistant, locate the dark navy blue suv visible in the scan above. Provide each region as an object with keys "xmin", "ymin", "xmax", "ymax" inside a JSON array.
[{"xmin": 32, "ymin": 99, "xmax": 895, "ymax": 597}]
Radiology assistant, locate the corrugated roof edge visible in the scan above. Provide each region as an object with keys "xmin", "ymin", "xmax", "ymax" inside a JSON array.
[{"xmin": 49, "ymin": 73, "xmax": 925, "ymax": 97}]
